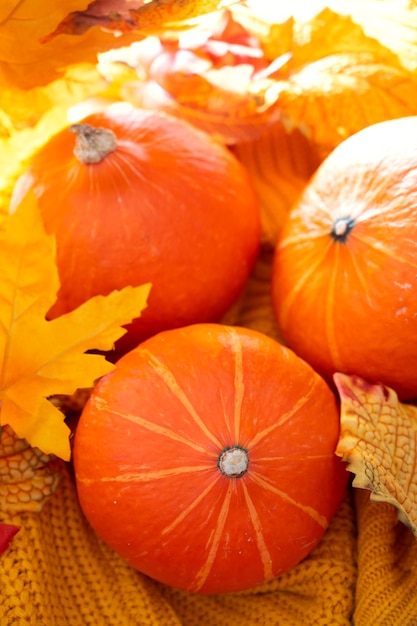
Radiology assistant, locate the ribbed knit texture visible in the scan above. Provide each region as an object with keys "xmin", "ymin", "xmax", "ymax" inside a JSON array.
[
  {"xmin": 354, "ymin": 488, "xmax": 417, "ymax": 626},
  {"xmin": 0, "ymin": 464, "xmax": 356, "ymax": 626},
  {"xmin": 4, "ymin": 250, "xmax": 416, "ymax": 624}
]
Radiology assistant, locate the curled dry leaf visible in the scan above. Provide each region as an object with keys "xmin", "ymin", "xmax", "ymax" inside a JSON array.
[
  {"xmin": 0, "ymin": 0, "xmax": 124, "ymax": 90},
  {"xmin": 44, "ymin": 0, "xmax": 237, "ymax": 38},
  {"xmin": 115, "ymin": 9, "xmax": 290, "ymax": 143},
  {"xmin": 1, "ymin": 0, "xmax": 231, "ymax": 90},
  {"xmin": 335, "ymin": 373, "xmax": 417, "ymax": 536},
  {"xmin": 235, "ymin": 4, "xmax": 417, "ymax": 156},
  {"xmin": 107, "ymin": 3, "xmax": 417, "ymax": 152},
  {"xmin": 276, "ymin": 51, "xmax": 417, "ymax": 158},
  {"xmin": 327, "ymin": 0, "xmax": 417, "ymax": 73}
]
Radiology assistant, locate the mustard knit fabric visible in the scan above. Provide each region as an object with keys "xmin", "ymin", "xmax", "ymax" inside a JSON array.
[
  {"xmin": 354, "ymin": 489, "xmax": 417, "ymax": 626},
  {"xmin": 1, "ymin": 464, "xmax": 356, "ymax": 626},
  {"xmin": 2, "ymin": 251, "xmax": 417, "ymax": 625}
]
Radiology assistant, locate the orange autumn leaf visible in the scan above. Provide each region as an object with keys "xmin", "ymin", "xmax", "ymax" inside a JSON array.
[
  {"xmin": 231, "ymin": 120, "xmax": 321, "ymax": 246},
  {"xmin": 1, "ymin": 0, "xmax": 231, "ymax": 90},
  {"xmin": 46, "ymin": 0, "xmax": 237, "ymax": 37},
  {"xmin": 0, "ymin": 193, "xmax": 151, "ymax": 461},
  {"xmin": 276, "ymin": 50, "xmax": 417, "ymax": 158},
  {"xmin": 335, "ymin": 373, "xmax": 417, "ymax": 536},
  {"xmin": 325, "ymin": 0, "xmax": 417, "ymax": 74},
  {"xmin": 117, "ymin": 9, "xmax": 289, "ymax": 143},
  {"xmin": 0, "ymin": 0, "xmax": 108, "ymax": 89},
  {"xmin": 109, "ymin": 3, "xmax": 417, "ymax": 151},
  {"xmin": 251, "ymin": 5, "xmax": 417, "ymax": 156}
]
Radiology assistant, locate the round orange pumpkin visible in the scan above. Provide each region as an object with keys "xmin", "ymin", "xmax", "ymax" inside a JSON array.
[
  {"xmin": 10, "ymin": 108, "xmax": 260, "ymax": 355},
  {"xmin": 271, "ymin": 117, "xmax": 417, "ymax": 400},
  {"xmin": 73, "ymin": 323, "xmax": 347, "ymax": 594}
]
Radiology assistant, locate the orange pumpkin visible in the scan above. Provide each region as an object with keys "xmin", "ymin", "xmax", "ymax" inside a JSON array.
[
  {"xmin": 73, "ymin": 323, "xmax": 347, "ymax": 594},
  {"xmin": 271, "ymin": 117, "xmax": 417, "ymax": 400},
  {"xmin": 10, "ymin": 108, "xmax": 260, "ymax": 356}
]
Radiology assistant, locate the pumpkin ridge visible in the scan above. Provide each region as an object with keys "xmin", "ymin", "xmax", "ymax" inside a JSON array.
[
  {"xmin": 241, "ymin": 480, "xmax": 274, "ymax": 581},
  {"xmin": 191, "ymin": 480, "xmax": 234, "ymax": 592},
  {"xmin": 230, "ymin": 328, "xmax": 244, "ymax": 443},
  {"xmin": 255, "ymin": 452, "xmax": 337, "ymax": 462},
  {"xmin": 109, "ymin": 147, "xmax": 151, "ymax": 188},
  {"xmin": 251, "ymin": 472, "xmax": 328, "ymax": 529},
  {"xmin": 161, "ymin": 478, "xmax": 220, "ymax": 536},
  {"xmin": 77, "ymin": 465, "xmax": 213, "ymax": 486},
  {"xmin": 248, "ymin": 376, "xmax": 318, "ymax": 449},
  {"xmin": 143, "ymin": 349, "xmax": 222, "ymax": 449},
  {"xmin": 345, "ymin": 243, "xmax": 373, "ymax": 308},
  {"xmin": 104, "ymin": 406, "xmax": 209, "ymax": 455},
  {"xmin": 277, "ymin": 237, "xmax": 332, "ymax": 329},
  {"xmin": 324, "ymin": 243, "xmax": 344, "ymax": 371},
  {"xmin": 349, "ymin": 231, "xmax": 417, "ymax": 269}
]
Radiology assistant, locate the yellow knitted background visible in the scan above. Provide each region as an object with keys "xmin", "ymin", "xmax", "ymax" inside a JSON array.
[
  {"xmin": 1, "ymin": 251, "xmax": 417, "ymax": 625},
  {"xmin": 1, "ymin": 464, "xmax": 356, "ymax": 626}
]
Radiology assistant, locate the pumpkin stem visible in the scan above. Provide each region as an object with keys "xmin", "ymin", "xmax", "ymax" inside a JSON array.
[
  {"xmin": 70, "ymin": 123, "xmax": 117, "ymax": 164},
  {"xmin": 331, "ymin": 216, "xmax": 355, "ymax": 243},
  {"xmin": 218, "ymin": 446, "xmax": 249, "ymax": 478}
]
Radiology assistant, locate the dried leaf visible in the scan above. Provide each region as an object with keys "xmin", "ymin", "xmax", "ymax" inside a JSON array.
[
  {"xmin": 277, "ymin": 51, "xmax": 417, "ymax": 157},
  {"xmin": 0, "ymin": 424, "xmax": 62, "ymax": 514},
  {"xmin": 129, "ymin": 0, "xmax": 239, "ymax": 33},
  {"xmin": 328, "ymin": 0, "xmax": 417, "ymax": 74},
  {"xmin": 335, "ymin": 373, "xmax": 417, "ymax": 536},
  {"xmin": 232, "ymin": 120, "xmax": 321, "ymax": 246},
  {"xmin": 242, "ymin": 0, "xmax": 417, "ymax": 75},
  {"xmin": 1, "ymin": 0, "xmax": 228, "ymax": 90},
  {"xmin": 234, "ymin": 4, "xmax": 417, "ymax": 155},
  {"xmin": 46, "ymin": 0, "xmax": 235, "ymax": 37},
  {"xmin": 0, "ymin": 193, "xmax": 151, "ymax": 460},
  {"xmin": 115, "ymin": 9, "xmax": 289, "ymax": 143}
]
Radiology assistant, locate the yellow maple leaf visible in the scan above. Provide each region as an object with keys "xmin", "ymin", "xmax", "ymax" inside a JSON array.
[
  {"xmin": 0, "ymin": 65, "xmax": 112, "ymax": 215},
  {"xmin": 335, "ymin": 373, "xmax": 417, "ymax": 536},
  {"xmin": 0, "ymin": 193, "xmax": 151, "ymax": 461}
]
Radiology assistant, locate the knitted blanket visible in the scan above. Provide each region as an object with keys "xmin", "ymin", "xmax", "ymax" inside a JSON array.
[{"xmin": 1, "ymin": 251, "xmax": 416, "ymax": 626}]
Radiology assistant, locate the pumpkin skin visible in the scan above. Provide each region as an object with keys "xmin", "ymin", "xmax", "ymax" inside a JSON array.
[
  {"xmin": 10, "ymin": 108, "xmax": 260, "ymax": 355},
  {"xmin": 73, "ymin": 323, "xmax": 347, "ymax": 594},
  {"xmin": 271, "ymin": 117, "xmax": 417, "ymax": 401}
]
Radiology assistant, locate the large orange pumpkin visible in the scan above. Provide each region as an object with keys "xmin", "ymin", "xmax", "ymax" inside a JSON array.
[
  {"xmin": 10, "ymin": 108, "xmax": 260, "ymax": 355},
  {"xmin": 272, "ymin": 117, "xmax": 417, "ymax": 401},
  {"xmin": 73, "ymin": 323, "xmax": 347, "ymax": 594}
]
